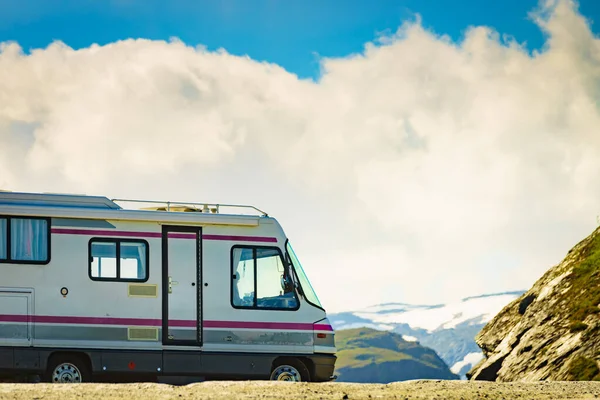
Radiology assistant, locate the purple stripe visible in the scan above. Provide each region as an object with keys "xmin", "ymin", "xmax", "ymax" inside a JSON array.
[
  {"xmin": 167, "ymin": 233, "xmax": 196, "ymax": 239},
  {"xmin": 52, "ymin": 228, "xmax": 160, "ymax": 239},
  {"xmin": 51, "ymin": 228, "xmax": 276, "ymax": 243},
  {"xmin": 0, "ymin": 314, "xmax": 332, "ymax": 331},
  {"xmin": 168, "ymin": 320, "xmax": 197, "ymax": 328},
  {"xmin": 34, "ymin": 315, "xmax": 160, "ymax": 326},
  {"xmin": 0, "ymin": 315, "xmax": 30, "ymax": 323},
  {"xmin": 204, "ymin": 234, "xmax": 277, "ymax": 243},
  {"xmin": 314, "ymin": 324, "xmax": 334, "ymax": 332}
]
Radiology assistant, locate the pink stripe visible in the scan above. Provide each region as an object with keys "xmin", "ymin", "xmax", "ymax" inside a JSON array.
[
  {"xmin": 0, "ymin": 314, "xmax": 192, "ymax": 327},
  {"xmin": 0, "ymin": 315, "xmax": 30, "ymax": 323},
  {"xmin": 0, "ymin": 314, "xmax": 331, "ymax": 331},
  {"xmin": 52, "ymin": 228, "xmax": 160, "ymax": 238},
  {"xmin": 32, "ymin": 315, "xmax": 160, "ymax": 326},
  {"xmin": 204, "ymin": 234, "xmax": 277, "ymax": 243},
  {"xmin": 51, "ymin": 228, "xmax": 276, "ymax": 243},
  {"xmin": 314, "ymin": 323, "xmax": 334, "ymax": 332},
  {"xmin": 167, "ymin": 233, "xmax": 196, "ymax": 239},
  {"xmin": 168, "ymin": 320, "xmax": 197, "ymax": 328}
]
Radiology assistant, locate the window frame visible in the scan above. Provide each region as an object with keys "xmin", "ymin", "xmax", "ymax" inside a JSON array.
[
  {"xmin": 0, "ymin": 215, "xmax": 51, "ymax": 265},
  {"xmin": 88, "ymin": 237, "xmax": 150, "ymax": 283},
  {"xmin": 284, "ymin": 239, "xmax": 325, "ymax": 312},
  {"xmin": 230, "ymin": 244, "xmax": 300, "ymax": 311}
]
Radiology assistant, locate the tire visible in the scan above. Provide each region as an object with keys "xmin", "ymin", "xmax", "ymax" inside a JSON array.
[
  {"xmin": 45, "ymin": 354, "xmax": 91, "ymax": 383},
  {"xmin": 270, "ymin": 358, "xmax": 310, "ymax": 382}
]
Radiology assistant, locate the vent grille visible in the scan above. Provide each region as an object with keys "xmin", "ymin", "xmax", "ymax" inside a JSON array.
[
  {"xmin": 128, "ymin": 327, "xmax": 159, "ymax": 341},
  {"xmin": 128, "ymin": 284, "xmax": 158, "ymax": 298}
]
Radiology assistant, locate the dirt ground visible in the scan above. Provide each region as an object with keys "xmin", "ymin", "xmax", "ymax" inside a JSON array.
[{"xmin": 1, "ymin": 380, "xmax": 600, "ymax": 400}]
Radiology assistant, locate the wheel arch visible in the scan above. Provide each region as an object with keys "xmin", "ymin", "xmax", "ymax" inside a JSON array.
[{"xmin": 45, "ymin": 351, "xmax": 93, "ymax": 381}]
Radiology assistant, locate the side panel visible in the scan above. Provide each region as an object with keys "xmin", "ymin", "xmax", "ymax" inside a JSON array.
[
  {"xmin": 0, "ymin": 215, "xmax": 327, "ymax": 357},
  {"xmin": 33, "ymin": 219, "xmax": 164, "ymax": 350},
  {"xmin": 0, "ymin": 348, "xmax": 13, "ymax": 369},
  {"xmin": 13, "ymin": 348, "xmax": 40, "ymax": 370},
  {"xmin": 0, "ymin": 288, "xmax": 33, "ymax": 347},
  {"xmin": 101, "ymin": 351, "xmax": 162, "ymax": 374}
]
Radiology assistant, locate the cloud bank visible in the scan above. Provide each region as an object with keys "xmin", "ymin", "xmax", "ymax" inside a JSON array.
[{"xmin": 1, "ymin": 0, "xmax": 599, "ymax": 311}]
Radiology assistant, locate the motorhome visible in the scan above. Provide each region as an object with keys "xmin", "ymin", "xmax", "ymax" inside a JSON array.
[{"xmin": 0, "ymin": 191, "xmax": 336, "ymax": 383}]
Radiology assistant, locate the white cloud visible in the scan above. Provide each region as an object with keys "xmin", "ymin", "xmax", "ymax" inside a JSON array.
[
  {"xmin": 1, "ymin": 1, "xmax": 600, "ymax": 312},
  {"xmin": 451, "ymin": 352, "xmax": 484, "ymax": 375}
]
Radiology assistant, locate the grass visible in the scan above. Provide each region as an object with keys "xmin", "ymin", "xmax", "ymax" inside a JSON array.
[
  {"xmin": 569, "ymin": 322, "xmax": 589, "ymax": 333},
  {"xmin": 560, "ymin": 232, "xmax": 600, "ymax": 324},
  {"xmin": 568, "ymin": 356, "xmax": 600, "ymax": 381},
  {"xmin": 333, "ymin": 328, "xmax": 459, "ymax": 382},
  {"xmin": 336, "ymin": 347, "xmax": 411, "ymax": 369},
  {"xmin": 334, "ymin": 328, "xmax": 450, "ymax": 371}
]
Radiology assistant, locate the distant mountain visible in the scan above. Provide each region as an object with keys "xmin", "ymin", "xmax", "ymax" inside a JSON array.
[
  {"xmin": 330, "ymin": 291, "xmax": 524, "ymax": 378},
  {"xmin": 469, "ymin": 227, "xmax": 600, "ymax": 381},
  {"xmin": 334, "ymin": 327, "xmax": 459, "ymax": 383}
]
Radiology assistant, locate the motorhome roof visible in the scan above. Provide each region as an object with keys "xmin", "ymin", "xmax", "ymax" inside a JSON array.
[
  {"xmin": 0, "ymin": 191, "xmax": 268, "ymax": 226},
  {"xmin": 0, "ymin": 191, "xmax": 120, "ymax": 210}
]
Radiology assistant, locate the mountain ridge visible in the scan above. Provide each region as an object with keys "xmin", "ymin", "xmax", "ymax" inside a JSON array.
[
  {"xmin": 330, "ymin": 290, "xmax": 525, "ymax": 378},
  {"xmin": 334, "ymin": 327, "xmax": 459, "ymax": 383}
]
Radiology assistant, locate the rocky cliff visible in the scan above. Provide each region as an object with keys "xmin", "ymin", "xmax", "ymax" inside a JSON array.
[{"xmin": 468, "ymin": 227, "xmax": 600, "ymax": 381}]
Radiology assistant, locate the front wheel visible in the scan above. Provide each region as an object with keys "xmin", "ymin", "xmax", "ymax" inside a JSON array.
[
  {"xmin": 270, "ymin": 358, "xmax": 310, "ymax": 382},
  {"xmin": 46, "ymin": 355, "xmax": 90, "ymax": 383}
]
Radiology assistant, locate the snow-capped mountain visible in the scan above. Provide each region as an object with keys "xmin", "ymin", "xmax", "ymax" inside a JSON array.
[{"xmin": 329, "ymin": 291, "xmax": 524, "ymax": 379}]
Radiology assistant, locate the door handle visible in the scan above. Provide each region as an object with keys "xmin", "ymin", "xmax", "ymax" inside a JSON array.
[{"xmin": 168, "ymin": 276, "xmax": 179, "ymax": 294}]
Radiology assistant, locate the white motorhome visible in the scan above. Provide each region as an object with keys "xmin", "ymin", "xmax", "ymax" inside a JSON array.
[{"xmin": 0, "ymin": 191, "xmax": 336, "ymax": 383}]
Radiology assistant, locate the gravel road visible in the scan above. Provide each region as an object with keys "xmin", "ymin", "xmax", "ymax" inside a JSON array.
[{"xmin": 1, "ymin": 380, "xmax": 600, "ymax": 399}]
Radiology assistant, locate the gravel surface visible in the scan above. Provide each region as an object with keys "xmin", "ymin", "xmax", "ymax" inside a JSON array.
[{"xmin": 1, "ymin": 380, "xmax": 600, "ymax": 399}]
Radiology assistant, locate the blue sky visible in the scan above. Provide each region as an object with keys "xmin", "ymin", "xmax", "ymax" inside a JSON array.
[{"xmin": 1, "ymin": 0, "xmax": 599, "ymax": 80}]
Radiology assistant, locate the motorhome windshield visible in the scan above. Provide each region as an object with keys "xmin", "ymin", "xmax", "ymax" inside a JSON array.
[{"xmin": 285, "ymin": 241, "xmax": 323, "ymax": 309}]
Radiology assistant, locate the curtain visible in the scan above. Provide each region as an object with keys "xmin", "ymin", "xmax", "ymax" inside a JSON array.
[
  {"xmin": 232, "ymin": 248, "xmax": 254, "ymax": 306},
  {"xmin": 136, "ymin": 243, "xmax": 146, "ymax": 279},
  {"xmin": 0, "ymin": 219, "xmax": 6, "ymax": 259},
  {"xmin": 11, "ymin": 219, "xmax": 48, "ymax": 261}
]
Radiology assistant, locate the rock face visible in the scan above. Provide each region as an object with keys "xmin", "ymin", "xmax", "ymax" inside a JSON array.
[{"xmin": 468, "ymin": 227, "xmax": 600, "ymax": 381}]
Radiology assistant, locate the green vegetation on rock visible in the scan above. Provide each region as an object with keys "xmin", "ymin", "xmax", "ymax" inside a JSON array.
[
  {"xmin": 568, "ymin": 356, "xmax": 600, "ymax": 381},
  {"xmin": 469, "ymin": 227, "xmax": 600, "ymax": 382},
  {"xmin": 334, "ymin": 328, "xmax": 459, "ymax": 383},
  {"xmin": 565, "ymin": 233, "xmax": 600, "ymax": 324},
  {"xmin": 570, "ymin": 322, "xmax": 589, "ymax": 333}
]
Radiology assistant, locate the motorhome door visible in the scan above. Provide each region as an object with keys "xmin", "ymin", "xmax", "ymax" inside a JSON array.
[{"xmin": 162, "ymin": 226, "xmax": 202, "ymax": 346}]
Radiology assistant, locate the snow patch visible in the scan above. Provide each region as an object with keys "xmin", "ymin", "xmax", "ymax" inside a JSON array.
[
  {"xmin": 335, "ymin": 322, "xmax": 395, "ymax": 331},
  {"xmin": 360, "ymin": 303, "xmax": 431, "ymax": 313},
  {"xmin": 355, "ymin": 294, "xmax": 519, "ymax": 332},
  {"xmin": 402, "ymin": 335, "xmax": 418, "ymax": 342}
]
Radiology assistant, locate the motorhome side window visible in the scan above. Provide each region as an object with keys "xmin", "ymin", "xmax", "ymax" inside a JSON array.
[
  {"xmin": 0, "ymin": 217, "xmax": 50, "ymax": 264},
  {"xmin": 231, "ymin": 246, "xmax": 298, "ymax": 310},
  {"xmin": 89, "ymin": 239, "xmax": 149, "ymax": 282}
]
